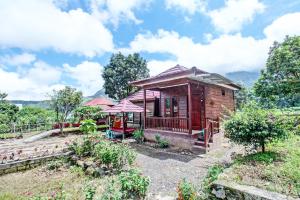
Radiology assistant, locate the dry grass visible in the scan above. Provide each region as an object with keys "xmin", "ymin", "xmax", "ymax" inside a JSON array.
[{"xmin": 0, "ymin": 164, "xmax": 110, "ymax": 200}]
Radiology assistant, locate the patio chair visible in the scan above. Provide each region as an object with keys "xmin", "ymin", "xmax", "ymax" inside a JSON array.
[
  {"xmin": 198, "ymin": 129, "xmax": 205, "ymax": 141},
  {"xmin": 105, "ymin": 129, "xmax": 116, "ymax": 139}
]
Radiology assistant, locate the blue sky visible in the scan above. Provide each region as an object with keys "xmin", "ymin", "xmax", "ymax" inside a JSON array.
[{"xmin": 0, "ymin": 0, "xmax": 300, "ymax": 100}]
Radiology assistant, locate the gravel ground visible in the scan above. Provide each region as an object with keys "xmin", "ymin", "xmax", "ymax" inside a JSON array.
[{"xmin": 133, "ymin": 141, "xmax": 242, "ymax": 198}]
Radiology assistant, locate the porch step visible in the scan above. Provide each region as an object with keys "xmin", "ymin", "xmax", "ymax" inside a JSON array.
[
  {"xmin": 194, "ymin": 140, "xmax": 210, "ymax": 147},
  {"xmin": 192, "ymin": 145, "xmax": 207, "ymax": 154}
]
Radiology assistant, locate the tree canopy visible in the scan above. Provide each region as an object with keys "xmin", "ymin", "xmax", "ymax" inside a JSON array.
[
  {"xmin": 254, "ymin": 36, "xmax": 300, "ymax": 107},
  {"xmin": 0, "ymin": 91, "xmax": 19, "ymax": 133},
  {"xmin": 50, "ymin": 86, "xmax": 83, "ymax": 133},
  {"xmin": 102, "ymin": 52, "xmax": 150, "ymax": 100},
  {"xmin": 224, "ymin": 102, "xmax": 287, "ymax": 152}
]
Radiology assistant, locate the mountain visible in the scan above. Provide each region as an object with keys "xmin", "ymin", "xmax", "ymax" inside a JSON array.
[
  {"xmin": 88, "ymin": 88, "xmax": 106, "ymax": 98},
  {"xmin": 9, "ymin": 100, "xmax": 51, "ymax": 109},
  {"xmin": 225, "ymin": 71, "xmax": 260, "ymax": 88}
]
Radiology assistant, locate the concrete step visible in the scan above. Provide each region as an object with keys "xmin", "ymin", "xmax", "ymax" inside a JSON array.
[
  {"xmin": 192, "ymin": 145, "xmax": 207, "ymax": 154},
  {"xmin": 194, "ymin": 140, "xmax": 210, "ymax": 147}
]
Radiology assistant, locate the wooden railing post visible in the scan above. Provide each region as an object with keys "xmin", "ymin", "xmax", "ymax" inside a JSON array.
[
  {"xmin": 143, "ymin": 89, "xmax": 147, "ymax": 129},
  {"xmin": 188, "ymin": 83, "xmax": 192, "ymax": 134}
]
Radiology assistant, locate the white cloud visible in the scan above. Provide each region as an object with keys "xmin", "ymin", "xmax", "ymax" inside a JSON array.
[
  {"xmin": 207, "ymin": 0, "xmax": 265, "ymax": 33},
  {"xmin": 63, "ymin": 61, "xmax": 103, "ymax": 96},
  {"xmin": 147, "ymin": 60, "xmax": 178, "ymax": 76},
  {"xmin": 122, "ymin": 12, "xmax": 300, "ymax": 75},
  {"xmin": 264, "ymin": 12, "xmax": 300, "ymax": 41},
  {"xmin": 91, "ymin": 0, "xmax": 151, "ymax": 27},
  {"xmin": 27, "ymin": 61, "xmax": 62, "ymax": 85},
  {"xmin": 0, "ymin": 53, "xmax": 36, "ymax": 66},
  {"xmin": 0, "ymin": 67, "xmax": 64, "ymax": 100},
  {"xmin": 165, "ymin": 0, "xmax": 205, "ymax": 14},
  {"xmin": 0, "ymin": 0, "xmax": 114, "ymax": 57}
]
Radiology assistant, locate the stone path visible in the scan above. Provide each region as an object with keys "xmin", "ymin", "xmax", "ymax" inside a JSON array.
[
  {"xmin": 0, "ymin": 134, "xmax": 80, "ymax": 163},
  {"xmin": 133, "ymin": 141, "xmax": 242, "ymax": 198}
]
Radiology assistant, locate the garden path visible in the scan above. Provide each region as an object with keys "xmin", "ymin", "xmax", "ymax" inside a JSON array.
[{"xmin": 133, "ymin": 137, "xmax": 242, "ymax": 198}]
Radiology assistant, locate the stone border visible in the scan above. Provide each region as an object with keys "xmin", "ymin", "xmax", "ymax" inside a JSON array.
[
  {"xmin": 212, "ymin": 180, "xmax": 299, "ymax": 200},
  {"xmin": 0, "ymin": 151, "xmax": 72, "ymax": 176}
]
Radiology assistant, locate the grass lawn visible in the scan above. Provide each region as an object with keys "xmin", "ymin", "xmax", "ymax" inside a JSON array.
[
  {"xmin": 218, "ymin": 134, "xmax": 300, "ymax": 198},
  {"xmin": 0, "ymin": 164, "xmax": 111, "ymax": 200}
]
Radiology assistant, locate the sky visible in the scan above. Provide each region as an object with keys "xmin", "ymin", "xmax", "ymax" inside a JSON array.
[{"xmin": 0, "ymin": 0, "xmax": 300, "ymax": 100}]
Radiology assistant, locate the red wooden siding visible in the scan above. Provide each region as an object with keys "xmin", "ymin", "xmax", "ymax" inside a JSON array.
[{"xmin": 205, "ymin": 85, "xmax": 235, "ymax": 119}]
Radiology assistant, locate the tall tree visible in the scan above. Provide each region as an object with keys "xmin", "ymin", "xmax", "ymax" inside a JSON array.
[
  {"xmin": 254, "ymin": 36, "xmax": 300, "ymax": 107},
  {"xmin": 0, "ymin": 91, "xmax": 18, "ymax": 133},
  {"xmin": 50, "ymin": 86, "xmax": 83, "ymax": 134},
  {"xmin": 102, "ymin": 52, "xmax": 150, "ymax": 100}
]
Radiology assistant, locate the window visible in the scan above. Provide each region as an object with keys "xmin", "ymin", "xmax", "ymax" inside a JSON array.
[
  {"xmin": 221, "ymin": 89, "xmax": 226, "ymax": 96},
  {"xmin": 127, "ymin": 112, "xmax": 133, "ymax": 122},
  {"xmin": 165, "ymin": 98, "xmax": 171, "ymax": 116},
  {"xmin": 172, "ymin": 96, "xmax": 178, "ymax": 117}
]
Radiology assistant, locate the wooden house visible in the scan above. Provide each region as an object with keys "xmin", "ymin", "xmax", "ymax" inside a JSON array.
[{"xmin": 131, "ymin": 65, "xmax": 240, "ymax": 152}]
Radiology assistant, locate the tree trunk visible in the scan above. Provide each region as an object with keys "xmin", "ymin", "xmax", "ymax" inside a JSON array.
[
  {"xmin": 60, "ymin": 122, "xmax": 64, "ymax": 135},
  {"xmin": 261, "ymin": 141, "xmax": 265, "ymax": 153}
]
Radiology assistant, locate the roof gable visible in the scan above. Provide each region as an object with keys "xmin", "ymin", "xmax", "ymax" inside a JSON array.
[{"xmin": 155, "ymin": 64, "xmax": 189, "ymax": 78}]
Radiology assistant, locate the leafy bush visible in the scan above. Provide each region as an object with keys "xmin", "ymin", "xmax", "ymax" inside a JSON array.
[
  {"xmin": 93, "ymin": 140, "xmax": 136, "ymax": 170},
  {"xmin": 84, "ymin": 183, "xmax": 96, "ymax": 200},
  {"xmin": 100, "ymin": 179, "xmax": 123, "ymax": 200},
  {"xmin": 47, "ymin": 159, "xmax": 64, "ymax": 171},
  {"xmin": 0, "ymin": 123, "xmax": 10, "ymax": 134},
  {"xmin": 133, "ymin": 129, "xmax": 144, "ymax": 143},
  {"xmin": 80, "ymin": 119, "xmax": 97, "ymax": 134},
  {"xmin": 74, "ymin": 106, "xmax": 103, "ymax": 122},
  {"xmin": 224, "ymin": 103, "xmax": 287, "ymax": 152},
  {"xmin": 177, "ymin": 179, "xmax": 197, "ymax": 200},
  {"xmin": 119, "ymin": 169, "xmax": 150, "ymax": 199},
  {"xmin": 155, "ymin": 134, "xmax": 169, "ymax": 148},
  {"xmin": 69, "ymin": 135, "xmax": 100, "ymax": 157},
  {"xmin": 200, "ymin": 165, "xmax": 224, "ymax": 199}
]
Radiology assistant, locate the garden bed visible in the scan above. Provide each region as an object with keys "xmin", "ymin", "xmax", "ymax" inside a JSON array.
[{"xmin": 217, "ymin": 134, "xmax": 300, "ymax": 198}]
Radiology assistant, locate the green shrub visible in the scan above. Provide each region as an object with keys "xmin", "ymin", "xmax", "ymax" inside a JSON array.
[
  {"xmin": 119, "ymin": 169, "xmax": 150, "ymax": 199},
  {"xmin": 224, "ymin": 103, "xmax": 287, "ymax": 152},
  {"xmin": 155, "ymin": 134, "xmax": 169, "ymax": 148},
  {"xmin": 177, "ymin": 179, "xmax": 197, "ymax": 200},
  {"xmin": 0, "ymin": 124, "xmax": 10, "ymax": 134},
  {"xmin": 200, "ymin": 165, "xmax": 224, "ymax": 199},
  {"xmin": 133, "ymin": 129, "xmax": 144, "ymax": 143},
  {"xmin": 93, "ymin": 140, "xmax": 136, "ymax": 170},
  {"xmin": 84, "ymin": 183, "xmax": 96, "ymax": 200},
  {"xmin": 47, "ymin": 159, "xmax": 64, "ymax": 171},
  {"xmin": 69, "ymin": 135, "xmax": 101, "ymax": 157},
  {"xmin": 0, "ymin": 133, "xmax": 16, "ymax": 139},
  {"xmin": 99, "ymin": 179, "xmax": 123, "ymax": 200},
  {"xmin": 80, "ymin": 119, "xmax": 97, "ymax": 134}
]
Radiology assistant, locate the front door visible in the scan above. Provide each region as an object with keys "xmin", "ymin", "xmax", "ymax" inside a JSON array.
[
  {"xmin": 191, "ymin": 89, "xmax": 205, "ymax": 130},
  {"xmin": 192, "ymin": 95, "xmax": 201, "ymax": 130}
]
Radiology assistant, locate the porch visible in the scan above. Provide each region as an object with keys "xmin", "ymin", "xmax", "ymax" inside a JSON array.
[
  {"xmin": 142, "ymin": 77, "xmax": 222, "ymax": 150},
  {"xmin": 144, "ymin": 116, "xmax": 219, "ymax": 151}
]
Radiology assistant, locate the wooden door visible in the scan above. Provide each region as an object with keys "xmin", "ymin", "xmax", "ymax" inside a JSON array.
[
  {"xmin": 191, "ymin": 90, "xmax": 205, "ymax": 130},
  {"xmin": 192, "ymin": 95, "xmax": 201, "ymax": 130}
]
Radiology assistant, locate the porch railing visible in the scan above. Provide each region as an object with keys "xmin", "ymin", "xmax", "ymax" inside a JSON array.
[
  {"xmin": 204, "ymin": 118, "xmax": 219, "ymax": 148},
  {"xmin": 146, "ymin": 117, "xmax": 189, "ymax": 133}
]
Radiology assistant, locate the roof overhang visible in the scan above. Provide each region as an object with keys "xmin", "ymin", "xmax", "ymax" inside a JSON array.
[{"xmin": 188, "ymin": 74, "xmax": 241, "ymax": 90}]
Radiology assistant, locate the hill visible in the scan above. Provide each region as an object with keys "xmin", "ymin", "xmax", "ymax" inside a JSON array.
[{"xmin": 225, "ymin": 71, "xmax": 260, "ymax": 88}]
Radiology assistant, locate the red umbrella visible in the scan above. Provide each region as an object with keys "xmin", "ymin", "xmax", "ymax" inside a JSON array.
[
  {"xmin": 103, "ymin": 99, "xmax": 149, "ymax": 136},
  {"xmin": 104, "ymin": 99, "xmax": 149, "ymax": 113}
]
